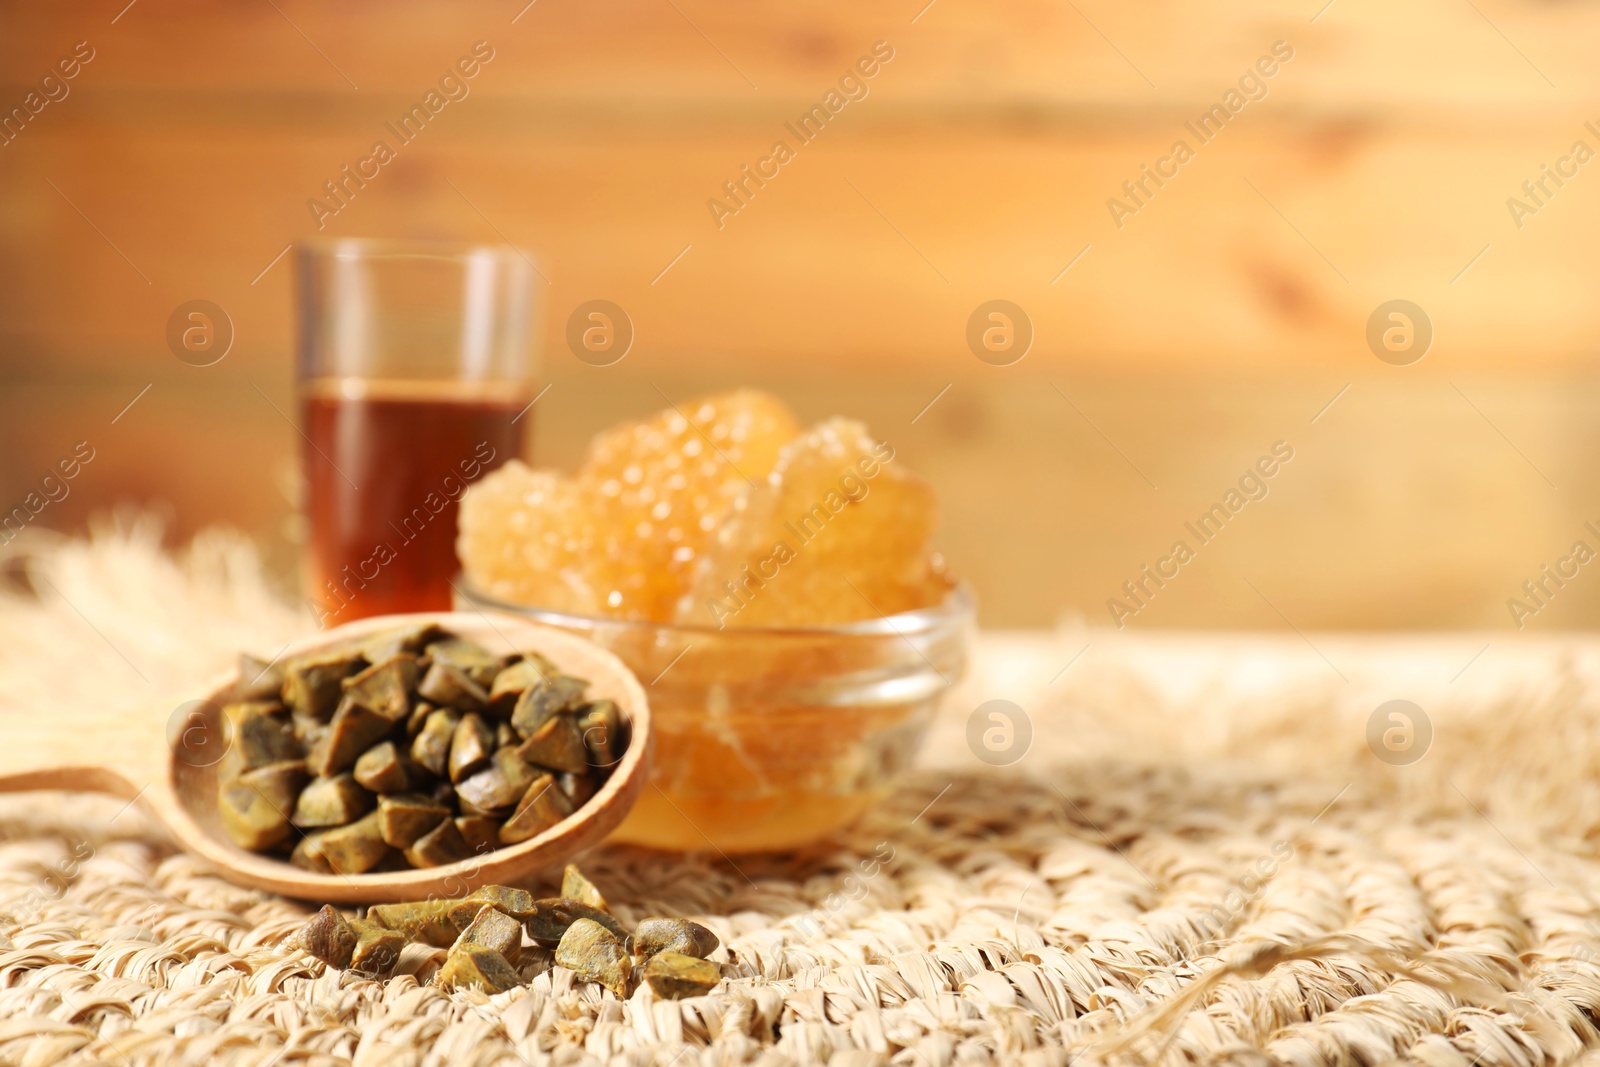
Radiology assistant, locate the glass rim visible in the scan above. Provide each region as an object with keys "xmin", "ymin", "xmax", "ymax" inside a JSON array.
[
  {"xmin": 455, "ymin": 577, "xmax": 976, "ymax": 638},
  {"xmin": 295, "ymin": 236, "xmax": 535, "ymax": 266}
]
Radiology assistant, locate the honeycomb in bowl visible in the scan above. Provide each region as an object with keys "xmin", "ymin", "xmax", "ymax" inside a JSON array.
[
  {"xmin": 577, "ymin": 390, "xmax": 800, "ymax": 620},
  {"xmin": 456, "ymin": 465, "xmax": 600, "ymax": 616},
  {"xmin": 459, "ymin": 390, "xmax": 799, "ymax": 619},
  {"xmin": 678, "ymin": 417, "xmax": 944, "ymax": 628},
  {"xmin": 456, "ymin": 391, "xmax": 964, "ymax": 850},
  {"xmin": 457, "ymin": 391, "xmax": 947, "ymax": 628}
]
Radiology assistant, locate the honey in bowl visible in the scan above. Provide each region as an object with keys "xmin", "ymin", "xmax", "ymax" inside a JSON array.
[{"xmin": 457, "ymin": 390, "xmax": 969, "ymax": 851}]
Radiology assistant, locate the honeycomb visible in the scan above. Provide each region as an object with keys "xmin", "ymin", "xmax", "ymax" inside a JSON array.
[
  {"xmin": 458, "ymin": 392, "xmax": 947, "ymax": 625},
  {"xmin": 456, "ymin": 463, "xmax": 600, "ymax": 616},
  {"xmin": 576, "ymin": 390, "xmax": 799, "ymax": 620},
  {"xmin": 679, "ymin": 418, "xmax": 944, "ymax": 628}
]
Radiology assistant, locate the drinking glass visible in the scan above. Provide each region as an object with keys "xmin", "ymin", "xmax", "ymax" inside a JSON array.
[{"xmin": 296, "ymin": 238, "xmax": 538, "ymax": 625}]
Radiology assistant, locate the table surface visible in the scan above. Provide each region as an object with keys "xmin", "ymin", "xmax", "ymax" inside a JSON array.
[{"xmin": 3, "ymin": 532, "xmax": 1598, "ymax": 1065}]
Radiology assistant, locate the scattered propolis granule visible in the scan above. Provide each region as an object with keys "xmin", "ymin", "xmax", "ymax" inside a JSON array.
[
  {"xmin": 680, "ymin": 418, "xmax": 947, "ymax": 628},
  {"xmin": 575, "ymin": 391, "xmax": 800, "ymax": 619}
]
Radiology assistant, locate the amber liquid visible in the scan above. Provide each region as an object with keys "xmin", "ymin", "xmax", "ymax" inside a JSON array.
[{"xmin": 301, "ymin": 379, "xmax": 529, "ymax": 625}]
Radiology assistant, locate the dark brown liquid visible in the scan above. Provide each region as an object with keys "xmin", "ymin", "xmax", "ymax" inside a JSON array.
[{"xmin": 302, "ymin": 380, "xmax": 528, "ymax": 625}]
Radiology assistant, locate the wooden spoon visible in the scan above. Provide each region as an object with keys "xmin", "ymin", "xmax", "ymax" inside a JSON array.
[{"xmin": 0, "ymin": 611, "xmax": 652, "ymax": 903}]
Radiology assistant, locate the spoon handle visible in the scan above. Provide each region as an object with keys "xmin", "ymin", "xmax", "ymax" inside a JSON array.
[
  {"xmin": 0, "ymin": 764, "xmax": 140, "ymax": 797},
  {"xmin": 0, "ymin": 701, "xmax": 167, "ymax": 799}
]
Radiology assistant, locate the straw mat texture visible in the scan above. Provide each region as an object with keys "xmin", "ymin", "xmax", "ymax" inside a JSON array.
[{"xmin": 0, "ymin": 520, "xmax": 1598, "ymax": 1067}]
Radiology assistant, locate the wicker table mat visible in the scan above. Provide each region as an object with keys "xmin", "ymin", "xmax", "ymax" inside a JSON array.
[{"xmin": 2, "ymin": 522, "xmax": 1599, "ymax": 1067}]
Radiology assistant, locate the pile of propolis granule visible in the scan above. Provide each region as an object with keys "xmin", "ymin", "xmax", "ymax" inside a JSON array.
[{"xmin": 458, "ymin": 390, "xmax": 951, "ymax": 628}]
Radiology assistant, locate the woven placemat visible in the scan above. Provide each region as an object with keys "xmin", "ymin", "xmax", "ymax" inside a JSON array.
[{"xmin": 2, "ymin": 520, "xmax": 1599, "ymax": 1067}]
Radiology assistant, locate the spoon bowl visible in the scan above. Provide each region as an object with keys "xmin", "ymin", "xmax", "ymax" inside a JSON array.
[{"xmin": 0, "ymin": 611, "xmax": 652, "ymax": 903}]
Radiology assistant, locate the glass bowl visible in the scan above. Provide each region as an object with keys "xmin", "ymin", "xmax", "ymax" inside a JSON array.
[{"xmin": 454, "ymin": 580, "xmax": 974, "ymax": 852}]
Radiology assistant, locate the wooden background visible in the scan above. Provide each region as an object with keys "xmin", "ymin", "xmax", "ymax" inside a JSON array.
[{"xmin": 3, "ymin": 0, "xmax": 1599, "ymax": 630}]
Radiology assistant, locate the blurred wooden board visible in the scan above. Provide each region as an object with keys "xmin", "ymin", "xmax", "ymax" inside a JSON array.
[
  {"xmin": 5, "ymin": 369, "xmax": 1593, "ymax": 632},
  {"xmin": 2, "ymin": 110, "xmax": 1597, "ymax": 370},
  {"xmin": 0, "ymin": 0, "xmax": 1591, "ymax": 105},
  {"xmin": 2, "ymin": 0, "xmax": 1597, "ymax": 631}
]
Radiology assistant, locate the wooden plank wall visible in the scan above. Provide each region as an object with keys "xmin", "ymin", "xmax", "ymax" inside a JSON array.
[{"xmin": 2, "ymin": 0, "xmax": 1598, "ymax": 631}]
